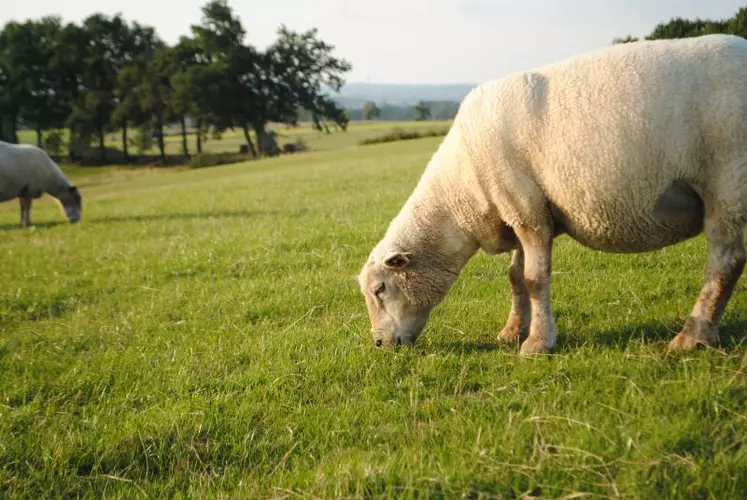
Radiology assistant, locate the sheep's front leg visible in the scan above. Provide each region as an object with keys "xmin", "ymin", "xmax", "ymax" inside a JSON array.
[
  {"xmin": 514, "ymin": 225, "xmax": 557, "ymax": 355},
  {"xmin": 498, "ymin": 249, "xmax": 530, "ymax": 345},
  {"xmin": 669, "ymin": 227, "xmax": 745, "ymax": 351},
  {"xmin": 19, "ymin": 196, "xmax": 32, "ymax": 228}
]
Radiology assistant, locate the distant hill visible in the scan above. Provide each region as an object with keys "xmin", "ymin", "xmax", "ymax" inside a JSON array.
[{"xmin": 335, "ymin": 82, "xmax": 475, "ymax": 108}]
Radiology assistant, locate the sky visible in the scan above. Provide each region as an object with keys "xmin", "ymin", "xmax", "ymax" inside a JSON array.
[{"xmin": 2, "ymin": 1, "xmax": 746, "ymax": 84}]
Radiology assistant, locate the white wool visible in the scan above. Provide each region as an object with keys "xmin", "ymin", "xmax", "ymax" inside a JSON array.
[
  {"xmin": 365, "ymin": 34, "xmax": 747, "ymax": 314},
  {"xmin": 381, "ymin": 34, "xmax": 747, "ymax": 259},
  {"xmin": 0, "ymin": 141, "xmax": 74, "ymax": 202}
]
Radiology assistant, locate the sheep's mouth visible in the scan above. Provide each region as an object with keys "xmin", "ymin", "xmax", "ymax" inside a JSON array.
[{"xmin": 372, "ymin": 334, "xmax": 404, "ymax": 348}]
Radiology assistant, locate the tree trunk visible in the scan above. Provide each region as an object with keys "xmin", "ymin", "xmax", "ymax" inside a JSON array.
[
  {"xmin": 180, "ymin": 116, "xmax": 189, "ymax": 158},
  {"xmin": 241, "ymin": 124, "xmax": 257, "ymax": 158},
  {"xmin": 157, "ymin": 120, "xmax": 166, "ymax": 163},
  {"xmin": 122, "ymin": 123, "xmax": 130, "ymax": 162},
  {"xmin": 99, "ymin": 127, "xmax": 106, "ymax": 163},
  {"xmin": 36, "ymin": 128, "xmax": 43, "ymax": 148},
  {"xmin": 3, "ymin": 114, "xmax": 19, "ymax": 144},
  {"xmin": 196, "ymin": 118, "xmax": 202, "ymax": 154},
  {"xmin": 69, "ymin": 126, "xmax": 78, "ymax": 162},
  {"xmin": 10, "ymin": 114, "xmax": 18, "ymax": 144},
  {"xmin": 253, "ymin": 123, "xmax": 265, "ymax": 156},
  {"xmin": 0, "ymin": 115, "xmax": 8, "ymax": 143}
]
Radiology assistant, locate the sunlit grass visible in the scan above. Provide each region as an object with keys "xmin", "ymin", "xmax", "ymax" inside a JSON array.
[{"xmin": 0, "ymin": 138, "xmax": 745, "ymax": 497}]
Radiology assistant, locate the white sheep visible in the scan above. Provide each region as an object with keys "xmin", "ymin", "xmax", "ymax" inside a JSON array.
[
  {"xmin": 0, "ymin": 141, "xmax": 81, "ymax": 227},
  {"xmin": 358, "ymin": 34, "xmax": 747, "ymax": 355}
]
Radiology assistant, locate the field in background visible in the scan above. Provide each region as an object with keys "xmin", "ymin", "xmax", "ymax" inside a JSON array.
[
  {"xmin": 0, "ymin": 137, "xmax": 745, "ymax": 497},
  {"xmin": 16, "ymin": 121, "xmax": 452, "ymax": 160}
]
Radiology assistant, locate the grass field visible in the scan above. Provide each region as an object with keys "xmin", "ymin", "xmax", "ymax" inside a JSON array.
[{"xmin": 0, "ymin": 137, "xmax": 745, "ymax": 498}]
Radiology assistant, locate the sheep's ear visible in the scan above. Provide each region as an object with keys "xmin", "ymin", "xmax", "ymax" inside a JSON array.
[{"xmin": 384, "ymin": 251, "xmax": 411, "ymax": 269}]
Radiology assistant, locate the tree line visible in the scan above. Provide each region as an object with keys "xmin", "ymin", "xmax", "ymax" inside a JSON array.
[
  {"xmin": 614, "ymin": 6, "xmax": 747, "ymax": 43},
  {"xmin": 354, "ymin": 100, "xmax": 458, "ymax": 122},
  {"xmin": 0, "ymin": 0, "xmax": 351, "ymax": 162}
]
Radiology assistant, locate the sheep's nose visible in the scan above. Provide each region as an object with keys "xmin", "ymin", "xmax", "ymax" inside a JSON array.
[{"xmin": 375, "ymin": 339, "xmax": 383, "ymax": 348}]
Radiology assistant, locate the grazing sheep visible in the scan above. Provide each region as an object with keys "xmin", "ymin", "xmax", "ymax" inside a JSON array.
[
  {"xmin": 0, "ymin": 141, "xmax": 81, "ymax": 227},
  {"xmin": 358, "ymin": 34, "xmax": 747, "ymax": 355}
]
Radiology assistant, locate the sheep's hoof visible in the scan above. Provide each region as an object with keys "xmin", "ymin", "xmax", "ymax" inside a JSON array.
[
  {"xmin": 497, "ymin": 324, "xmax": 522, "ymax": 345},
  {"xmin": 519, "ymin": 336, "xmax": 553, "ymax": 356},
  {"xmin": 667, "ymin": 333, "xmax": 710, "ymax": 352}
]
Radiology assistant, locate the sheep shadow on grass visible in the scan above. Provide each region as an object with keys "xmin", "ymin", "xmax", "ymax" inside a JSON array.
[
  {"xmin": 428, "ymin": 318, "xmax": 745, "ymax": 355},
  {"xmin": 0, "ymin": 210, "xmax": 272, "ymax": 230},
  {"xmin": 0, "ymin": 220, "xmax": 66, "ymax": 231},
  {"xmin": 557, "ymin": 317, "xmax": 747, "ymax": 352},
  {"xmin": 429, "ymin": 339, "xmax": 500, "ymax": 355}
]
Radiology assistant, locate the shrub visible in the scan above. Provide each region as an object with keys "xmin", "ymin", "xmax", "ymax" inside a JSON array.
[
  {"xmin": 69, "ymin": 131, "xmax": 92, "ymax": 158},
  {"xmin": 131, "ymin": 124, "xmax": 154, "ymax": 154},
  {"xmin": 359, "ymin": 127, "xmax": 449, "ymax": 146},
  {"xmin": 188, "ymin": 152, "xmax": 248, "ymax": 169},
  {"xmin": 282, "ymin": 137, "xmax": 309, "ymax": 154},
  {"xmin": 44, "ymin": 130, "xmax": 64, "ymax": 157},
  {"xmin": 259, "ymin": 131, "xmax": 280, "ymax": 157}
]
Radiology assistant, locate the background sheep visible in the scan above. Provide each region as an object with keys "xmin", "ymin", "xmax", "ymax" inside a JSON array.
[
  {"xmin": 359, "ymin": 34, "xmax": 747, "ymax": 355},
  {"xmin": 0, "ymin": 141, "xmax": 81, "ymax": 227}
]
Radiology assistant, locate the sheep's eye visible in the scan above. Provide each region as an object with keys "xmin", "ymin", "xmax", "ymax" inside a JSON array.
[{"xmin": 374, "ymin": 282, "xmax": 385, "ymax": 297}]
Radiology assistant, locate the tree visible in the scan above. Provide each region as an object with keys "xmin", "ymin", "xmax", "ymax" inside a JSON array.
[
  {"xmin": 265, "ymin": 26, "xmax": 350, "ymax": 135},
  {"xmin": 113, "ymin": 22, "xmax": 162, "ymax": 161},
  {"xmin": 111, "ymin": 41, "xmax": 173, "ymax": 162},
  {"xmin": 137, "ymin": 46, "xmax": 176, "ymax": 162},
  {"xmin": 0, "ymin": 21, "xmax": 24, "ymax": 143},
  {"xmin": 171, "ymin": 46, "xmax": 227, "ymax": 154},
  {"xmin": 191, "ymin": 0, "xmax": 245, "ymax": 60},
  {"xmin": 413, "ymin": 100, "xmax": 431, "ymax": 121},
  {"xmin": 66, "ymin": 14, "xmax": 133, "ymax": 162},
  {"xmin": 8, "ymin": 18, "xmax": 67, "ymax": 147},
  {"xmin": 189, "ymin": 0, "xmax": 257, "ymax": 155},
  {"xmin": 614, "ymin": 11, "xmax": 734, "ymax": 46},
  {"xmin": 647, "ymin": 18, "xmax": 706, "ymax": 39},
  {"xmin": 0, "ymin": 65, "xmax": 18, "ymax": 143},
  {"xmin": 189, "ymin": 2, "xmax": 352, "ymax": 156},
  {"xmin": 114, "ymin": 63, "xmax": 150, "ymax": 158},
  {"xmin": 727, "ymin": 7, "xmax": 747, "ymax": 38},
  {"xmin": 228, "ymin": 45, "xmax": 261, "ymax": 156},
  {"xmin": 170, "ymin": 61, "xmax": 192, "ymax": 157},
  {"xmin": 49, "ymin": 22, "xmax": 88, "ymax": 159},
  {"xmin": 168, "ymin": 36, "xmax": 231, "ymax": 158},
  {"xmin": 363, "ymin": 101, "xmax": 381, "ymax": 120},
  {"xmin": 0, "ymin": 20, "xmax": 63, "ymax": 145}
]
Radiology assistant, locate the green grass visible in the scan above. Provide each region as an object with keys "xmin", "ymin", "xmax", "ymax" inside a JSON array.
[{"xmin": 0, "ymin": 138, "xmax": 745, "ymax": 498}]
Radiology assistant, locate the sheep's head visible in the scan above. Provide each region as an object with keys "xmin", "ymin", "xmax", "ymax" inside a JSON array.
[
  {"xmin": 53, "ymin": 185, "xmax": 82, "ymax": 223},
  {"xmin": 357, "ymin": 248, "xmax": 458, "ymax": 348}
]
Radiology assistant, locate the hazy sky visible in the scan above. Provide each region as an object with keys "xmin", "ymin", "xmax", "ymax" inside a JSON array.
[{"xmin": 2, "ymin": 1, "xmax": 745, "ymax": 84}]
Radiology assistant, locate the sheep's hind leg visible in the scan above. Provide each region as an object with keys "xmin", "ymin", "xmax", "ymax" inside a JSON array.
[
  {"xmin": 498, "ymin": 249, "xmax": 531, "ymax": 345},
  {"xmin": 19, "ymin": 196, "xmax": 31, "ymax": 228},
  {"xmin": 513, "ymin": 225, "xmax": 557, "ymax": 356},
  {"xmin": 669, "ymin": 225, "xmax": 745, "ymax": 351}
]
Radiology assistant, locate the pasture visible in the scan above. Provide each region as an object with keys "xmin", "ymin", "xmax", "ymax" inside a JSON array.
[{"xmin": 0, "ymin": 136, "xmax": 745, "ymax": 498}]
